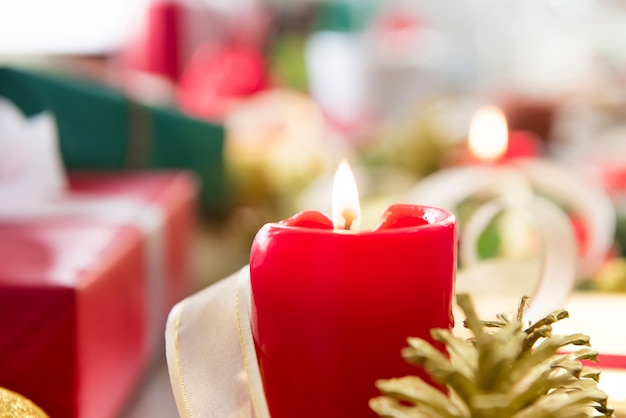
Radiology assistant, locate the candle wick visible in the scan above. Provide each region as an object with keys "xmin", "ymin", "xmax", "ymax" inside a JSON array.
[{"xmin": 342, "ymin": 208, "xmax": 357, "ymax": 230}]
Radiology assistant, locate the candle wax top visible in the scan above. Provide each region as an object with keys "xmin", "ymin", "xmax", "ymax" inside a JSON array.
[{"xmin": 276, "ymin": 204, "xmax": 455, "ymax": 234}]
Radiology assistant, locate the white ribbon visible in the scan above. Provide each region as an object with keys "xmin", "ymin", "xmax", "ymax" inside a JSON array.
[
  {"xmin": 514, "ymin": 159, "xmax": 615, "ymax": 279},
  {"xmin": 165, "ymin": 267, "xmax": 269, "ymax": 418},
  {"xmin": 459, "ymin": 194, "xmax": 578, "ymax": 323},
  {"xmin": 407, "ymin": 159, "xmax": 615, "ymax": 322},
  {"xmin": 408, "ymin": 160, "xmax": 615, "ymax": 282}
]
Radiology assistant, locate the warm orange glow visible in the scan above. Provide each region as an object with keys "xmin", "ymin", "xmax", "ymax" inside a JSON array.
[
  {"xmin": 468, "ymin": 106, "xmax": 508, "ymax": 163},
  {"xmin": 332, "ymin": 160, "xmax": 361, "ymax": 231}
]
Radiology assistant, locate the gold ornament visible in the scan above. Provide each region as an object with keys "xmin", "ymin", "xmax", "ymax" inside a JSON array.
[
  {"xmin": 371, "ymin": 294, "xmax": 614, "ymax": 418},
  {"xmin": 0, "ymin": 388, "xmax": 49, "ymax": 418}
]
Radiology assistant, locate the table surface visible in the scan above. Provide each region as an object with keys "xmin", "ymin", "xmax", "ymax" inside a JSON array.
[{"xmin": 120, "ymin": 357, "xmax": 179, "ymax": 418}]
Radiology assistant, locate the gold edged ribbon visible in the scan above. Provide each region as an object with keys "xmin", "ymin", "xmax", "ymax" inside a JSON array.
[
  {"xmin": 165, "ymin": 267, "xmax": 269, "ymax": 418},
  {"xmin": 166, "ymin": 299, "xmax": 192, "ymax": 418},
  {"xmin": 235, "ymin": 268, "xmax": 270, "ymax": 418}
]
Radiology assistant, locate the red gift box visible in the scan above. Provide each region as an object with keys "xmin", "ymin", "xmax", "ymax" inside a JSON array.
[
  {"xmin": 68, "ymin": 171, "xmax": 198, "ymax": 320},
  {"xmin": 0, "ymin": 171, "xmax": 197, "ymax": 418}
]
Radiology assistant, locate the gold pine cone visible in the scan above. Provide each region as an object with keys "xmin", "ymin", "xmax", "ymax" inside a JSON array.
[{"xmin": 371, "ymin": 294, "xmax": 615, "ymax": 418}]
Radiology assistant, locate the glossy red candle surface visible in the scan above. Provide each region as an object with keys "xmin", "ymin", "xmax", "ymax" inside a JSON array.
[{"xmin": 250, "ymin": 204, "xmax": 456, "ymax": 418}]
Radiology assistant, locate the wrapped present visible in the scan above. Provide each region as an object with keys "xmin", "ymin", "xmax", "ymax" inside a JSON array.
[
  {"xmin": 0, "ymin": 99, "xmax": 198, "ymax": 417},
  {"xmin": 67, "ymin": 170, "xmax": 198, "ymax": 320},
  {"xmin": 0, "ymin": 172, "xmax": 198, "ymax": 416},
  {"xmin": 117, "ymin": 0, "xmax": 274, "ymax": 83},
  {"xmin": 0, "ymin": 66, "xmax": 226, "ymax": 213},
  {"xmin": 0, "ymin": 221, "xmax": 147, "ymax": 418}
]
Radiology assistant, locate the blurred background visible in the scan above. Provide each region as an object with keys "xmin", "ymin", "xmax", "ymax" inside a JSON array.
[
  {"xmin": 3, "ymin": 0, "xmax": 626, "ymax": 416},
  {"xmin": 4, "ymin": 0, "xmax": 625, "ymax": 283}
]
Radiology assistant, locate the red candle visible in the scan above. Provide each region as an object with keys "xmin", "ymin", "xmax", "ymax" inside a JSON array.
[
  {"xmin": 460, "ymin": 106, "xmax": 542, "ymax": 166},
  {"xmin": 249, "ymin": 161, "xmax": 456, "ymax": 418}
]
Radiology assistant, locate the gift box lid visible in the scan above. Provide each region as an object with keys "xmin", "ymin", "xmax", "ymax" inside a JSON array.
[{"xmin": 0, "ymin": 221, "xmax": 129, "ymax": 287}]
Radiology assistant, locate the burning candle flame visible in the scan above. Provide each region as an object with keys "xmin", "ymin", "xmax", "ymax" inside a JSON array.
[
  {"xmin": 468, "ymin": 106, "xmax": 508, "ymax": 163},
  {"xmin": 332, "ymin": 160, "xmax": 361, "ymax": 231}
]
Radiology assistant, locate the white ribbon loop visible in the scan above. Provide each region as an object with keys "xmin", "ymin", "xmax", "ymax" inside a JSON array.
[
  {"xmin": 460, "ymin": 195, "xmax": 578, "ymax": 323},
  {"xmin": 517, "ymin": 159, "xmax": 615, "ymax": 280}
]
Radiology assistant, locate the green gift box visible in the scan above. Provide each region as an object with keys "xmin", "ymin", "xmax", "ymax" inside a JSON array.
[{"xmin": 0, "ymin": 66, "xmax": 228, "ymax": 214}]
